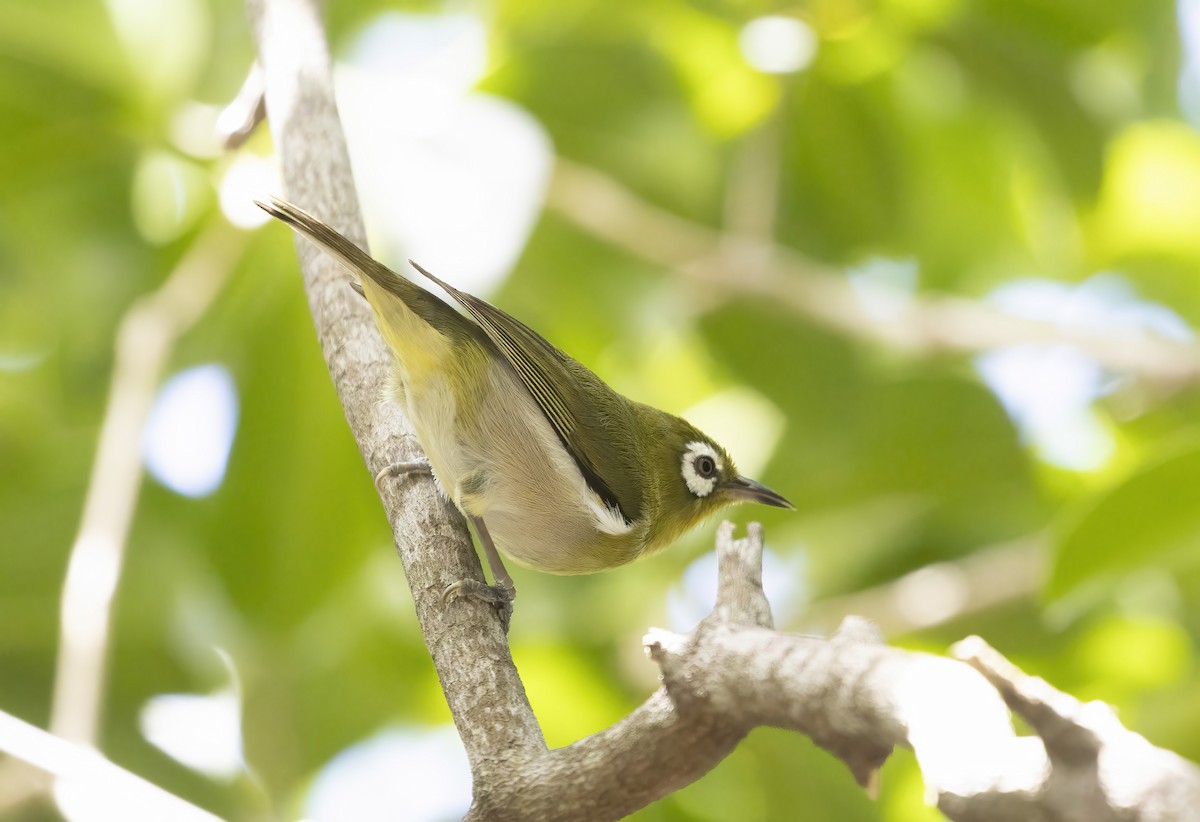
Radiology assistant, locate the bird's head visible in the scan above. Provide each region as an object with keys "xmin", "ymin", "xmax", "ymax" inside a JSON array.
[{"xmin": 644, "ymin": 413, "xmax": 792, "ymax": 544}]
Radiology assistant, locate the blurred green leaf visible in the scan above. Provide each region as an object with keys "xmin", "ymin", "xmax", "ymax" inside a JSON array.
[
  {"xmin": 1051, "ymin": 441, "xmax": 1200, "ymax": 597},
  {"xmin": 1074, "ymin": 614, "xmax": 1191, "ymax": 699}
]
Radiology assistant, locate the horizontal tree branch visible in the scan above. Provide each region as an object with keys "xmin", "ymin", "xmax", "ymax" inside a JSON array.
[
  {"xmin": 481, "ymin": 521, "xmax": 1200, "ymax": 821},
  {"xmin": 547, "ymin": 160, "xmax": 1200, "ymax": 387}
]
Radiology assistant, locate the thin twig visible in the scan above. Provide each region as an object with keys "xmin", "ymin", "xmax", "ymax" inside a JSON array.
[
  {"xmin": 217, "ymin": 61, "xmax": 266, "ymax": 150},
  {"xmin": 952, "ymin": 636, "xmax": 1200, "ymax": 820},
  {"xmin": 49, "ymin": 220, "xmax": 246, "ymax": 748},
  {"xmin": 801, "ymin": 535, "xmax": 1044, "ymax": 636}
]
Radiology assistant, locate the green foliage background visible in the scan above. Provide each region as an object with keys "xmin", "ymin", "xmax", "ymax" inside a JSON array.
[{"xmin": 3, "ymin": 0, "xmax": 1200, "ymax": 819}]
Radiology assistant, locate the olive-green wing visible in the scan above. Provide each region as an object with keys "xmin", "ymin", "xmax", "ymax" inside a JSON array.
[{"xmin": 411, "ymin": 262, "xmax": 642, "ymax": 524}]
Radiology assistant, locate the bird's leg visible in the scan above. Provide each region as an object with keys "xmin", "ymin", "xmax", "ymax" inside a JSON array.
[
  {"xmin": 474, "ymin": 515, "xmax": 516, "ymax": 593},
  {"xmin": 374, "ymin": 458, "xmax": 431, "ymax": 494},
  {"xmin": 443, "ymin": 516, "xmax": 516, "ymax": 632},
  {"xmin": 382, "ymin": 459, "xmax": 514, "ymax": 629}
]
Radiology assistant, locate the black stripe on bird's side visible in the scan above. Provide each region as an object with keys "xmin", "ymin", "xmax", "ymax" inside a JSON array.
[{"xmin": 572, "ymin": 455, "xmax": 633, "ymax": 526}]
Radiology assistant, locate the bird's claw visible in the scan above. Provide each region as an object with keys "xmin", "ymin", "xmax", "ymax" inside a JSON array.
[
  {"xmin": 374, "ymin": 458, "xmax": 431, "ymax": 493},
  {"xmin": 443, "ymin": 579, "xmax": 516, "ymax": 632}
]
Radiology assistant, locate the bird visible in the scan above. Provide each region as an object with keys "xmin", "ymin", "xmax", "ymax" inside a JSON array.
[{"xmin": 257, "ymin": 196, "xmax": 792, "ymax": 628}]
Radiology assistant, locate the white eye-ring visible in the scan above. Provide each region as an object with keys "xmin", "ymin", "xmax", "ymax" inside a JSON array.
[{"xmin": 682, "ymin": 441, "xmax": 723, "ymax": 498}]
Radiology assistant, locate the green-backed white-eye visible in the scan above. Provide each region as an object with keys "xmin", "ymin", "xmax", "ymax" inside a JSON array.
[{"xmin": 258, "ymin": 197, "xmax": 792, "ymax": 623}]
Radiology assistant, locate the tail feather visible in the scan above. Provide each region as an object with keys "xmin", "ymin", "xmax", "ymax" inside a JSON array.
[
  {"xmin": 255, "ymin": 196, "xmax": 455, "ymax": 331},
  {"xmin": 255, "ymin": 196, "xmax": 382, "ymax": 284}
]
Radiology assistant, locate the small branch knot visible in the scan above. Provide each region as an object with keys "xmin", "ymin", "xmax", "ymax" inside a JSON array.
[
  {"xmin": 833, "ymin": 616, "xmax": 885, "ymax": 646},
  {"xmin": 711, "ymin": 521, "xmax": 774, "ymax": 629},
  {"xmin": 643, "ymin": 628, "xmax": 689, "ymax": 663}
]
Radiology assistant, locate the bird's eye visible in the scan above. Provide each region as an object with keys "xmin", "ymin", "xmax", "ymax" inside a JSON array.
[{"xmin": 682, "ymin": 441, "xmax": 723, "ymax": 498}]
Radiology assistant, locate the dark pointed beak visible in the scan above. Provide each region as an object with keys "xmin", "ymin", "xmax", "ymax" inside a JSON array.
[{"xmin": 722, "ymin": 476, "xmax": 794, "ymax": 510}]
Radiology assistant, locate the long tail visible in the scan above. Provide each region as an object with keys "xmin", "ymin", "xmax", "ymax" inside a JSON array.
[{"xmin": 255, "ymin": 196, "xmax": 450, "ymax": 329}]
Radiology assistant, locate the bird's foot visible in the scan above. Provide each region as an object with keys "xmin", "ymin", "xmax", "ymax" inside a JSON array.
[
  {"xmin": 443, "ymin": 579, "xmax": 516, "ymax": 633},
  {"xmin": 374, "ymin": 458, "xmax": 431, "ymax": 493}
]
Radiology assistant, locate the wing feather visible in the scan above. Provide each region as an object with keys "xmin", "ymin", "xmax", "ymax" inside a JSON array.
[{"xmin": 410, "ymin": 261, "xmax": 641, "ymax": 523}]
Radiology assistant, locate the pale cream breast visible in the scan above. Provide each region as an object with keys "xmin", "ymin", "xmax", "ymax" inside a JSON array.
[{"xmin": 402, "ymin": 356, "xmax": 644, "ymax": 574}]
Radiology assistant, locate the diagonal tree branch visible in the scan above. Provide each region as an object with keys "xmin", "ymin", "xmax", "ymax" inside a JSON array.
[
  {"xmin": 952, "ymin": 637, "xmax": 1200, "ymax": 821},
  {"xmin": 243, "ymin": 0, "xmax": 545, "ymax": 780},
  {"xmin": 0, "ymin": 708, "xmax": 221, "ymax": 821},
  {"xmin": 50, "ymin": 218, "xmax": 246, "ymax": 750},
  {"xmin": 0, "ymin": 219, "xmax": 247, "ymax": 818}
]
